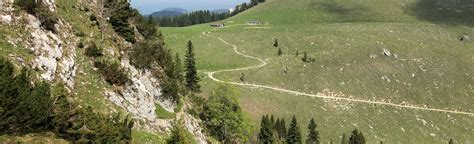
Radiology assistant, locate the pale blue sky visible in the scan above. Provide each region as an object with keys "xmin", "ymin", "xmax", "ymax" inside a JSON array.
[{"xmin": 131, "ymin": 0, "xmax": 249, "ymax": 15}]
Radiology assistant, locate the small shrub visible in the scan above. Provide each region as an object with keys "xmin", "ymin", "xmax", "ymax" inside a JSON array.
[
  {"xmin": 94, "ymin": 58, "xmax": 130, "ymax": 86},
  {"xmin": 15, "ymin": 0, "xmax": 58, "ymax": 33},
  {"xmin": 75, "ymin": 31, "xmax": 85, "ymax": 37},
  {"xmin": 130, "ymin": 41, "xmax": 167, "ymax": 69},
  {"xmin": 89, "ymin": 14, "xmax": 98, "ymax": 22},
  {"xmin": 14, "ymin": 0, "xmax": 39, "ymax": 14},
  {"xmin": 85, "ymin": 42, "xmax": 102, "ymax": 57},
  {"xmin": 302, "ymin": 52, "xmax": 315, "ymax": 63},
  {"xmin": 35, "ymin": 5, "xmax": 59, "ymax": 33},
  {"xmin": 77, "ymin": 41, "xmax": 84, "ymax": 48}
]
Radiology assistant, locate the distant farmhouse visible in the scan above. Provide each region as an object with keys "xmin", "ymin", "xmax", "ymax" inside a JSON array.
[
  {"xmin": 210, "ymin": 23, "xmax": 225, "ymax": 28},
  {"xmin": 247, "ymin": 20, "xmax": 265, "ymax": 25}
]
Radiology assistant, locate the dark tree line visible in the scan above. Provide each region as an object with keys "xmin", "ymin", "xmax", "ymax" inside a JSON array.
[
  {"xmin": 258, "ymin": 115, "xmax": 310, "ymax": 144},
  {"xmin": 257, "ymin": 115, "xmax": 372, "ymax": 144},
  {"xmin": 231, "ymin": 0, "xmax": 266, "ymax": 16},
  {"xmin": 155, "ymin": 0, "xmax": 266, "ymax": 27},
  {"xmin": 156, "ymin": 10, "xmax": 230, "ymax": 27}
]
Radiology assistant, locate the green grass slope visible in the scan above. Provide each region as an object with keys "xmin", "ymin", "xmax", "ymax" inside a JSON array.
[{"xmin": 162, "ymin": 0, "xmax": 474, "ymax": 143}]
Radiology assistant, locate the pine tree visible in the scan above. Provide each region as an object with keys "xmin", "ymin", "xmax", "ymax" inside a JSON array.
[
  {"xmin": 274, "ymin": 118, "xmax": 280, "ymax": 131},
  {"xmin": 341, "ymin": 133, "xmax": 348, "ymax": 144},
  {"xmin": 270, "ymin": 115, "xmax": 275, "ymax": 126},
  {"xmin": 306, "ymin": 118, "xmax": 319, "ymax": 144},
  {"xmin": 175, "ymin": 53, "xmax": 185, "ymax": 93},
  {"xmin": 259, "ymin": 115, "xmax": 274, "ymax": 144},
  {"xmin": 185, "ymin": 40, "xmax": 200, "ymax": 92},
  {"xmin": 279, "ymin": 118, "xmax": 287, "ymax": 140},
  {"xmin": 107, "ymin": 1, "xmax": 135, "ymax": 43},
  {"xmin": 302, "ymin": 52, "xmax": 308, "ymax": 62},
  {"xmin": 287, "ymin": 115, "xmax": 301, "ymax": 144},
  {"xmin": 251, "ymin": 0, "xmax": 258, "ymax": 6},
  {"xmin": 448, "ymin": 138, "xmax": 454, "ymax": 144},
  {"xmin": 273, "ymin": 39, "xmax": 279, "ymax": 47},
  {"xmin": 349, "ymin": 129, "xmax": 365, "ymax": 144},
  {"xmin": 278, "ymin": 48, "xmax": 283, "ymax": 56}
]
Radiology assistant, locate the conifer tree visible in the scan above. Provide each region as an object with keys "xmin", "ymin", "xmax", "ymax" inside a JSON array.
[
  {"xmin": 306, "ymin": 118, "xmax": 320, "ymax": 144},
  {"xmin": 278, "ymin": 48, "xmax": 283, "ymax": 56},
  {"xmin": 270, "ymin": 115, "xmax": 275, "ymax": 126},
  {"xmin": 279, "ymin": 118, "xmax": 287, "ymax": 140},
  {"xmin": 349, "ymin": 129, "xmax": 365, "ymax": 144},
  {"xmin": 287, "ymin": 115, "xmax": 301, "ymax": 144},
  {"xmin": 274, "ymin": 118, "xmax": 280, "ymax": 131},
  {"xmin": 259, "ymin": 115, "xmax": 274, "ymax": 144},
  {"xmin": 175, "ymin": 53, "xmax": 185, "ymax": 94},
  {"xmin": 302, "ymin": 52, "xmax": 308, "ymax": 62},
  {"xmin": 274, "ymin": 39, "xmax": 279, "ymax": 47},
  {"xmin": 185, "ymin": 40, "xmax": 200, "ymax": 92},
  {"xmin": 449, "ymin": 138, "xmax": 454, "ymax": 144},
  {"xmin": 251, "ymin": 0, "xmax": 258, "ymax": 6}
]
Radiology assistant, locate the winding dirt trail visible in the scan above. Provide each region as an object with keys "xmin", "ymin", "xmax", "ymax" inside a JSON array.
[{"xmin": 202, "ymin": 32, "xmax": 474, "ymax": 116}]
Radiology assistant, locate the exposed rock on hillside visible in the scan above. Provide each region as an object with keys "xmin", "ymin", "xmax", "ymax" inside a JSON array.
[
  {"xmin": 460, "ymin": 35, "xmax": 469, "ymax": 41},
  {"xmin": 382, "ymin": 48, "xmax": 391, "ymax": 57},
  {"xmin": 26, "ymin": 14, "xmax": 77, "ymax": 87},
  {"xmin": 106, "ymin": 58, "xmax": 174, "ymax": 120},
  {"xmin": 180, "ymin": 112, "xmax": 207, "ymax": 144},
  {"xmin": 1, "ymin": 0, "xmax": 77, "ymax": 88}
]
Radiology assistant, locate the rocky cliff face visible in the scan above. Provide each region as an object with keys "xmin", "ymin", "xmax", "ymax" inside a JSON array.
[
  {"xmin": 26, "ymin": 14, "xmax": 77, "ymax": 88},
  {"xmin": 1, "ymin": 0, "xmax": 77, "ymax": 88},
  {"xmin": 106, "ymin": 58, "xmax": 174, "ymax": 131}
]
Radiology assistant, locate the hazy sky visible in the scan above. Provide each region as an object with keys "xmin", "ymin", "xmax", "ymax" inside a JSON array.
[{"xmin": 131, "ymin": 0, "xmax": 249, "ymax": 15}]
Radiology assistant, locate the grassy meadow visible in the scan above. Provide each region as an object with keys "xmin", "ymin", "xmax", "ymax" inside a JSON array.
[{"xmin": 161, "ymin": 0, "xmax": 474, "ymax": 143}]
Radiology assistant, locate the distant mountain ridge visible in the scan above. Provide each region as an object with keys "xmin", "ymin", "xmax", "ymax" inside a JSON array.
[
  {"xmin": 149, "ymin": 8, "xmax": 187, "ymax": 18},
  {"xmin": 162, "ymin": 7, "xmax": 187, "ymax": 13}
]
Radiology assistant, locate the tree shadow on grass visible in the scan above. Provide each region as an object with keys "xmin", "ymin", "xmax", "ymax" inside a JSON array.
[
  {"xmin": 404, "ymin": 0, "xmax": 474, "ymax": 27},
  {"xmin": 310, "ymin": 1, "xmax": 379, "ymax": 22}
]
